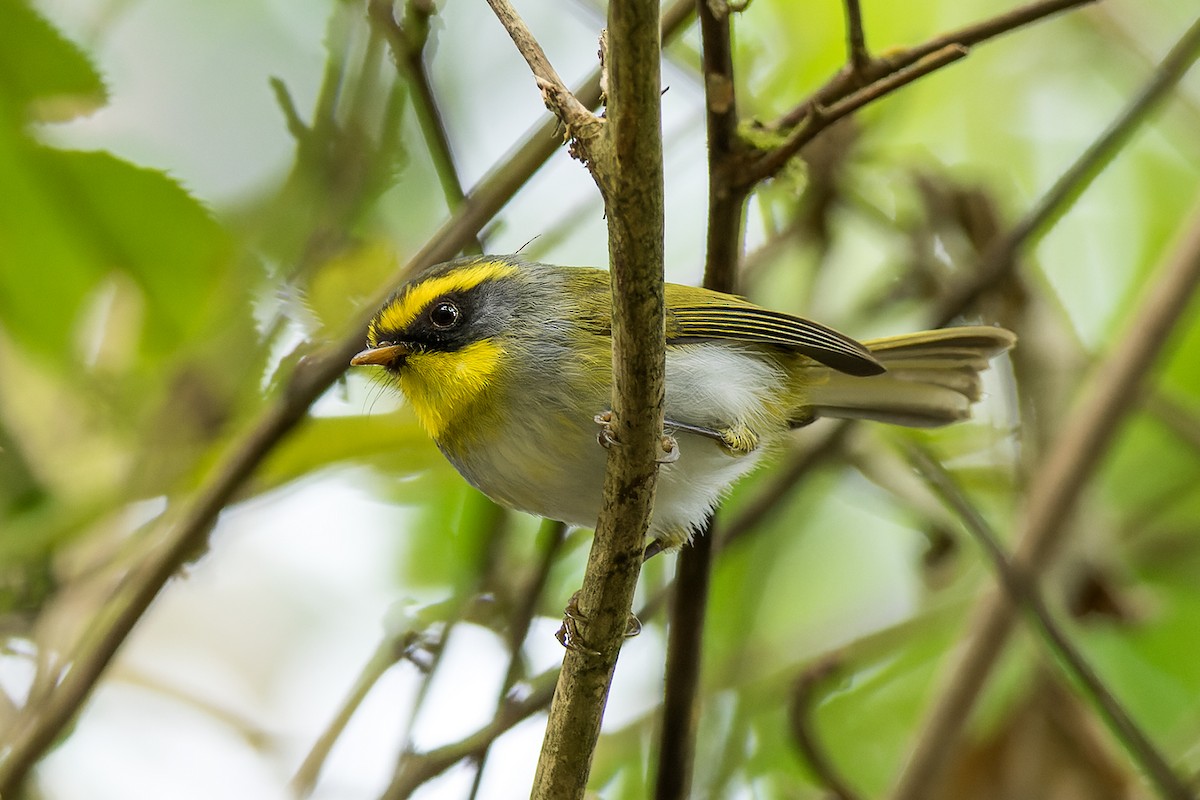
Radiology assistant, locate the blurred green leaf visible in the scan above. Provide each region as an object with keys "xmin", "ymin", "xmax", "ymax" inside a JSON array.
[
  {"xmin": 0, "ymin": 146, "xmax": 239, "ymax": 365},
  {"xmin": 0, "ymin": 0, "xmax": 106, "ymax": 123},
  {"xmin": 258, "ymin": 410, "xmax": 440, "ymax": 491}
]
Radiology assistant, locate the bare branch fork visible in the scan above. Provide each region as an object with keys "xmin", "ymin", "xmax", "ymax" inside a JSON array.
[
  {"xmin": 654, "ymin": 1, "xmax": 742, "ymax": 798},
  {"xmin": 484, "ymin": 0, "xmax": 608, "ymax": 175},
  {"xmin": 739, "ymin": 0, "xmax": 1100, "ymax": 187}
]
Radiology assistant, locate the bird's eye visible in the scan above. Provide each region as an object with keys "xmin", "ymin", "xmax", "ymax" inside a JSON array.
[{"xmin": 429, "ymin": 301, "xmax": 460, "ymax": 328}]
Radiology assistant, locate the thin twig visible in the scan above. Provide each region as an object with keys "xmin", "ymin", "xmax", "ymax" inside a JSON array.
[
  {"xmin": 484, "ymin": 0, "xmax": 605, "ymax": 164},
  {"xmin": 377, "ymin": 581, "xmax": 678, "ymax": 799},
  {"xmin": 788, "ymin": 656, "xmax": 864, "ymax": 800},
  {"xmin": 292, "ymin": 627, "xmax": 433, "ymax": 797},
  {"xmin": 775, "ymin": 0, "xmax": 1099, "ymax": 131},
  {"xmin": 843, "ymin": 0, "xmax": 869, "ymax": 73},
  {"xmin": 741, "ymin": 44, "xmax": 968, "ymax": 187},
  {"xmin": 903, "ymin": 0, "xmax": 1096, "ymax": 62},
  {"xmin": 906, "ymin": 445, "xmax": 1193, "ymax": 800},
  {"xmin": 367, "ymin": 0, "xmax": 482, "ymax": 254},
  {"xmin": 387, "ymin": 501, "xmax": 510, "ymax": 797},
  {"xmin": 467, "ymin": 520, "xmax": 568, "ymax": 800},
  {"xmin": 933, "ymin": 14, "xmax": 1200, "ymax": 326},
  {"xmin": 892, "ymin": 200, "xmax": 1200, "ymax": 800},
  {"xmin": 385, "ymin": 667, "xmax": 560, "ymax": 797},
  {"xmin": 1145, "ymin": 389, "xmax": 1200, "ymax": 455},
  {"xmin": 1089, "ymin": 6, "xmax": 1200, "ymax": 133},
  {"xmin": 747, "ymin": 0, "xmax": 1100, "ymax": 187},
  {"xmin": 269, "ymin": 76, "xmax": 310, "ymax": 142}
]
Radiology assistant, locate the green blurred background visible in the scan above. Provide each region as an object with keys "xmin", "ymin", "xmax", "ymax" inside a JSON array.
[{"xmin": 2, "ymin": 0, "xmax": 1199, "ymax": 797}]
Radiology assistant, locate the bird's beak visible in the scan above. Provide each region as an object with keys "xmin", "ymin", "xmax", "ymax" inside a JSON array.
[{"xmin": 350, "ymin": 343, "xmax": 410, "ymax": 367}]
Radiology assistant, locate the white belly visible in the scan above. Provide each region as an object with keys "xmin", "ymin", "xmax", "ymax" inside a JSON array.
[{"xmin": 445, "ymin": 343, "xmax": 788, "ymax": 545}]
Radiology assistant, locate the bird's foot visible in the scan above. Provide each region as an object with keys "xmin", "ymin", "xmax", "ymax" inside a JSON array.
[
  {"xmin": 594, "ymin": 411, "xmax": 620, "ymax": 449},
  {"xmin": 717, "ymin": 424, "xmax": 759, "ymax": 457},
  {"xmin": 594, "ymin": 410, "xmax": 680, "ymax": 464},
  {"xmin": 555, "ymin": 590, "xmax": 642, "ymax": 654},
  {"xmin": 664, "ymin": 418, "xmax": 759, "ymax": 457}
]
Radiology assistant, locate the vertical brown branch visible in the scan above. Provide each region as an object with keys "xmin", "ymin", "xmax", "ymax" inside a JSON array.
[
  {"xmin": 529, "ymin": 0, "xmax": 666, "ymax": 796},
  {"xmin": 655, "ymin": 2, "xmax": 744, "ymax": 798},
  {"xmin": 843, "ymin": 0, "xmax": 869, "ymax": 72}
]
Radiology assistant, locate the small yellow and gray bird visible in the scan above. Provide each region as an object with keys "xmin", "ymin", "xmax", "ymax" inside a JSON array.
[{"xmin": 351, "ymin": 255, "xmax": 1015, "ymax": 553}]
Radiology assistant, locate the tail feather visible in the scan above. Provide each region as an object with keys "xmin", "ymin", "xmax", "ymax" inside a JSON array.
[{"xmin": 798, "ymin": 326, "xmax": 1015, "ymax": 428}]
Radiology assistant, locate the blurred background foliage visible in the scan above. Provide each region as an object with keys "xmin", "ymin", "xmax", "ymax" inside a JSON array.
[{"xmin": 1, "ymin": 0, "xmax": 1199, "ymax": 798}]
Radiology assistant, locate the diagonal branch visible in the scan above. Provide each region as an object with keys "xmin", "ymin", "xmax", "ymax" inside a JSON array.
[
  {"xmin": 374, "ymin": 578, "xmax": 673, "ymax": 799},
  {"xmin": 386, "ymin": 667, "xmax": 561, "ymax": 798},
  {"xmin": 906, "ymin": 446, "xmax": 1193, "ymax": 800},
  {"xmin": 890, "ymin": 22, "xmax": 1200, "ymax": 797},
  {"xmin": 892, "ymin": 199, "xmax": 1200, "ymax": 800},
  {"xmin": 776, "ymin": 0, "xmax": 1100, "ymax": 131},
  {"xmin": 741, "ymin": 43, "xmax": 967, "ymax": 186},
  {"xmin": 485, "ymin": 0, "xmax": 607, "ymax": 168},
  {"xmin": 933, "ymin": 13, "xmax": 1200, "ymax": 326}
]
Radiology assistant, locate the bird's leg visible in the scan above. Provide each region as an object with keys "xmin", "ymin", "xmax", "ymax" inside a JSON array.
[
  {"xmin": 643, "ymin": 538, "xmax": 667, "ymax": 561},
  {"xmin": 664, "ymin": 418, "xmax": 759, "ymax": 457},
  {"xmin": 595, "ymin": 410, "xmax": 680, "ymax": 464}
]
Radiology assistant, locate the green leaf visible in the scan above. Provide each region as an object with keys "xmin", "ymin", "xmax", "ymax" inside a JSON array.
[
  {"xmin": 258, "ymin": 411, "xmax": 440, "ymax": 491},
  {"xmin": 0, "ymin": 146, "xmax": 238, "ymax": 365},
  {"xmin": 0, "ymin": 0, "xmax": 107, "ymax": 122}
]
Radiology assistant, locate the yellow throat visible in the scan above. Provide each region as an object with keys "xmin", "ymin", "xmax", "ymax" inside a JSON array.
[{"xmin": 396, "ymin": 339, "xmax": 506, "ymax": 442}]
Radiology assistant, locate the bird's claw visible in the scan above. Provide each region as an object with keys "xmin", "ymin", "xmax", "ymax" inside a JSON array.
[
  {"xmin": 594, "ymin": 411, "xmax": 680, "ymax": 463},
  {"xmin": 657, "ymin": 433, "xmax": 680, "ymax": 464},
  {"xmin": 554, "ymin": 590, "xmax": 642, "ymax": 655},
  {"xmin": 718, "ymin": 425, "xmax": 759, "ymax": 457},
  {"xmin": 595, "ymin": 411, "xmax": 619, "ymax": 449},
  {"xmin": 556, "ymin": 591, "xmax": 601, "ymax": 655}
]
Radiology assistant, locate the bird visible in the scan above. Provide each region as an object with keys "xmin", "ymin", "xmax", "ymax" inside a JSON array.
[{"xmin": 350, "ymin": 255, "xmax": 1015, "ymax": 555}]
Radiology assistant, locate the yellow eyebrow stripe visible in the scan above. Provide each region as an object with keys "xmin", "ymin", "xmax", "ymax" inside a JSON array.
[{"xmin": 370, "ymin": 261, "xmax": 519, "ymax": 343}]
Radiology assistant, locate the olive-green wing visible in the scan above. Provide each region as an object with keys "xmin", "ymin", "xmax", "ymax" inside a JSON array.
[{"xmin": 666, "ymin": 304, "xmax": 884, "ymax": 376}]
